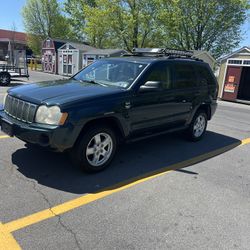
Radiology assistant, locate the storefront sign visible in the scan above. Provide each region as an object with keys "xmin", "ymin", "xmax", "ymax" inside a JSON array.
[
  {"xmin": 228, "ymin": 76, "xmax": 235, "ymax": 83},
  {"xmin": 224, "ymin": 83, "xmax": 236, "ymax": 93}
]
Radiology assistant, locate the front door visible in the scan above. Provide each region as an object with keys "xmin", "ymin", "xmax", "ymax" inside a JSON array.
[
  {"xmin": 62, "ymin": 54, "xmax": 73, "ymax": 76},
  {"xmin": 43, "ymin": 52, "xmax": 54, "ymax": 73},
  {"xmin": 222, "ymin": 66, "xmax": 242, "ymax": 101},
  {"xmin": 129, "ymin": 62, "xmax": 184, "ymax": 133},
  {"xmin": 237, "ymin": 67, "xmax": 250, "ymax": 100}
]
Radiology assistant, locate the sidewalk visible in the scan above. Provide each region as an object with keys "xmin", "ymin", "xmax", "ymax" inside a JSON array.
[{"xmin": 218, "ymin": 99, "xmax": 250, "ymax": 109}]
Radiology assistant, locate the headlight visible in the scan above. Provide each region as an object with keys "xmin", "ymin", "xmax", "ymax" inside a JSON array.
[{"xmin": 35, "ymin": 105, "xmax": 68, "ymax": 125}]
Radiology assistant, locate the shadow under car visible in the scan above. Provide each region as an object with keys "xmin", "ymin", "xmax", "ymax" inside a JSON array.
[{"xmin": 12, "ymin": 131, "xmax": 241, "ymax": 194}]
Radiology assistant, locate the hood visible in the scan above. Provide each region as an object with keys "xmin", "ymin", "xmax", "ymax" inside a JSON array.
[{"xmin": 8, "ymin": 79, "xmax": 125, "ymax": 105}]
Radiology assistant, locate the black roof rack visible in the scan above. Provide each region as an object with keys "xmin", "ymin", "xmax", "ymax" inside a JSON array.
[
  {"xmin": 164, "ymin": 48, "xmax": 193, "ymax": 57},
  {"xmin": 122, "ymin": 48, "xmax": 202, "ymax": 61}
]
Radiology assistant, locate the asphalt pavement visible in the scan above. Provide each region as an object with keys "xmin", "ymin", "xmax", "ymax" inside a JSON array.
[{"xmin": 0, "ymin": 72, "xmax": 250, "ymax": 250}]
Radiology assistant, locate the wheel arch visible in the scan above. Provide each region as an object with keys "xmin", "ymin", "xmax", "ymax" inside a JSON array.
[
  {"xmin": 75, "ymin": 116, "xmax": 126, "ymax": 147},
  {"xmin": 197, "ymin": 104, "xmax": 212, "ymax": 120}
]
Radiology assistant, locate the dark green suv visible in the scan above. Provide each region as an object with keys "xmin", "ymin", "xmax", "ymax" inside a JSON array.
[{"xmin": 0, "ymin": 48, "xmax": 218, "ymax": 172}]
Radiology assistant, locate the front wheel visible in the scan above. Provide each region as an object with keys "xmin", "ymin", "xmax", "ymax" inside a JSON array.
[
  {"xmin": 186, "ymin": 111, "xmax": 207, "ymax": 141},
  {"xmin": 70, "ymin": 126, "xmax": 117, "ymax": 173},
  {"xmin": 0, "ymin": 72, "xmax": 11, "ymax": 86}
]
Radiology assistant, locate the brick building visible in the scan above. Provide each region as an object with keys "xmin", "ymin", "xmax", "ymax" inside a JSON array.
[{"xmin": 0, "ymin": 29, "xmax": 28, "ymax": 64}]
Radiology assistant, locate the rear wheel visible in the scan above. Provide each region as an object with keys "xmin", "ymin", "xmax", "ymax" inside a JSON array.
[
  {"xmin": 70, "ymin": 126, "xmax": 117, "ymax": 173},
  {"xmin": 0, "ymin": 72, "xmax": 11, "ymax": 86},
  {"xmin": 186, "ymin": 111, "xmax": 207, "ymax": 141}
]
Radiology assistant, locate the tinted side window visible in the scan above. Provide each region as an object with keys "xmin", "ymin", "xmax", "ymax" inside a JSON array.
[
  {"xmin": 145, "ymin": 64, "xmax": 172, "ymax": 89},
  {"xmin": 196, "ymin": 65, "xmax": 216, "ymax": 86},
  {"xmin": 173, "ymin": 63, "xmax": 197, "ymax": 88}
]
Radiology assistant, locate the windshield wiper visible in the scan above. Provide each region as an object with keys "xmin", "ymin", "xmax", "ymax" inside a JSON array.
[{"xmin": 79, "ymin": 79, "xmax": 107, "ymax": 87}]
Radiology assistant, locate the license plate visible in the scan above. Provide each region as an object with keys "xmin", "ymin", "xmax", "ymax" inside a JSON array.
[{"xmin": 1, "ymin": 119, "xmax": 14, "ymax": 137}]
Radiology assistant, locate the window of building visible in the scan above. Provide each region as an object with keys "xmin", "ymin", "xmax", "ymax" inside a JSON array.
[
  {"xmin": 228, "ymin": 60, "xmax": 242, "ymax": 65},
  {"xmin": 46, "ymin": 40, "xmax": 51, "ymax": 48},
  {"xmin": 243, "ymin": 60, "xmax": 250, "ymax": 65}
]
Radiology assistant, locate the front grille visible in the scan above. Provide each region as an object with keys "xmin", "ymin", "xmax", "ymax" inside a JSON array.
[{"xmin": 4, "ymin": 95, "xmax": 37, "ymax": 123}]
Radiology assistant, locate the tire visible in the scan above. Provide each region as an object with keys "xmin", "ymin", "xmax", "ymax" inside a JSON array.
[
  {"xmin": 186, "ymin": 110, "xmax": 207, "ymax": 141},
  {"xmin": 0, "ymin": 72, "xmax": 11, "ymax": 86},
  {"xmin": 70, "ymin": 126, "xmax": 117, "ymax": 173}
]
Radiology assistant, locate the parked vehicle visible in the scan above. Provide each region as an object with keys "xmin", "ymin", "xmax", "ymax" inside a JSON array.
[
  {"xmin": 0, "ymin": 48, "xmax": 218, "ymax": 172},
  {"xmin": 0, "ymin": 64, "xmax": 29, "ymax": 86}
]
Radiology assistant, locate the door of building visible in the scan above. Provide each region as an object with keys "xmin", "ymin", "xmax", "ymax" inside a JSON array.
[
  {"xmin": 237, "ymin": 67, "xmax": 250, "ymax": 101},
  {"xmin": 62, "ymin": 54, "xmax": 73, "ymax": 76},
  {"xmin": 43, "ymin": 51, "xmax": 54, "ymax": 73},
  {"xmin": 222, "ymin": 66, "xmax": 242, "ymax": 101}
]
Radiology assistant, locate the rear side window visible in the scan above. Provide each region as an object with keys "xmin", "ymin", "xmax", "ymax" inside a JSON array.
[
  {"xmin": 173, "ymin": 63, "xmax": 197, "ymax": 88},
  {"xmin": 196, "ymin": 65, "xmax": 216, "ymax": 86}
]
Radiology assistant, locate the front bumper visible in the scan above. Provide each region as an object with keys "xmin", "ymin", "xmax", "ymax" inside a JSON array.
[{"xmin": 0, "ymin": 110, "xmax": 78, "ymax": 152}]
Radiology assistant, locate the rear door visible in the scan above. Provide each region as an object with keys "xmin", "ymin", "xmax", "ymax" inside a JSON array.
[{"xmin": 169, "ymin": 62, "xmax": 200, "ymax": 125}]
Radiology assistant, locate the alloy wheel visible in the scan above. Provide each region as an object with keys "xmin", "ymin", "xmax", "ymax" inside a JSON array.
[
  {"xmin": 85, "ymin": 132, "xmax": 113, "ymax": 167},
  {"xmin": 193, "ymin": 114, "xmax": 206, "ymax": 138}
]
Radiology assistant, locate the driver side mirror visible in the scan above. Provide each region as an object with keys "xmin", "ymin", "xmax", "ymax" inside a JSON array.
[{"xmin": 139, "ymin": 81, "xmax": 163, "ymax": 92}]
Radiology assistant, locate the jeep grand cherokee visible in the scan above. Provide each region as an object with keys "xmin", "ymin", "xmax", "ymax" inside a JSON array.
[{"xmin": 0, "ymin": 48, "xmax": 218, "ymax": 172}]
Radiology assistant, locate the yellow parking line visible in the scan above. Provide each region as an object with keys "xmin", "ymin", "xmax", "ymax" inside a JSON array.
[
  {"xmin": 241, "ymin": 138, "xmax": 250, "ymax": 146},
  {"xmin": 0, "ymin": 223, "xmax": 21, "ymax": 250},
  {"xmin": 3, "ymin": 137, "xmax": 250, "ymax": 234},
  {"xmin": 0, "ymin": 135, "xmax": 10, "ymax": 139}
]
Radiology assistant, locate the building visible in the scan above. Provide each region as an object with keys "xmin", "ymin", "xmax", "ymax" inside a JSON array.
[
  {"xmin": 0, "ymin": 29, "xmax": 28, "ymax": 66},
  {"xmin": 82, "ymin": 49, "xmax": 127, "ymax": 67},
  {"xmin": 41, "ymin": 38, "xmax": 67, "ymax": 74},
  {"xmin": 193, "ymin": 50, "xmax": 216, "ymax": 71},
  {"xmin": 57, "ymin": 42, "xmax": 95, "ymax": 76},
  {"xmin": 218, "ymin": 47, "xmax": 250, "ymax": 102}
]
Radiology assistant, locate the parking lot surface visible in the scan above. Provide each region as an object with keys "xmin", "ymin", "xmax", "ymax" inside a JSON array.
[{"xmin": 0, "ymin": 73, "xmax": 250, "ymax": 250}]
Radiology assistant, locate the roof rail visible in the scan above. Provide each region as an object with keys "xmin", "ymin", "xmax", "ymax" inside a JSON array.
[
  {"xmin": 122, "ymin": 48, "xmax": 201, "ymax": 61},
  {"xmin": 165, "ymin": 48, "xmax": 193, "ymax": 57},
  {"xmin": 123, "ymin": 48, "xmax": 165, "ymax": 57},
  {"xmin": 132, "ymin": 48, "xmax": 165, "ymax": 55}
]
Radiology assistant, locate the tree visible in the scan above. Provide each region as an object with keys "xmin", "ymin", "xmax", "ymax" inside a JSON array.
[
  {"xmin": 82, "ymin": 0, "xmax": 166, "ymax": 50},
  {"xmin": 64, "ymin": 0, "xmax": 249, "ymax": 57},
  {"xmin": 83, "ymin": 5, "xmax": 113, "ymax": 48},
  {"xmin": 157, "ymin": 0, "xmax": 249, "ymax": 58},
  {"xmin": 22, "ymin": 0, "xmax": 71, "ymax": 55},
  {"xmin": 64, "ymin": 0, "xmax": 96, "ymax": 41}
]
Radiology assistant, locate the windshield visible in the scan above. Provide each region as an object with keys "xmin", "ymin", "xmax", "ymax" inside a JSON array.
[{"xmin": 73, "ymin": 59, "xmax": 148, "ymax": 88}]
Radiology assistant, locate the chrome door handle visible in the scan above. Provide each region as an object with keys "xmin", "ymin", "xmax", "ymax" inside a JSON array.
[{"xmin": 182, "ymin": 100, "xmax": 187, "ymax": 103}]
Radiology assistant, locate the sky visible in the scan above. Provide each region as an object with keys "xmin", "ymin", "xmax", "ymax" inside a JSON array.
[{"xmin": 0, "ymin": 0, "xmax": 250, "ymax": 48}]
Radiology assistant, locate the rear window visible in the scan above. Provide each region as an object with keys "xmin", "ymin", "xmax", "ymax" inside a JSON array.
[
  {"xmin": 196, "ymin": 65, "xmax": 216, "ymax": 86},
  {"xmin": 173, "ymin": 63, "xmax": 197, "ymax": 88}
]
